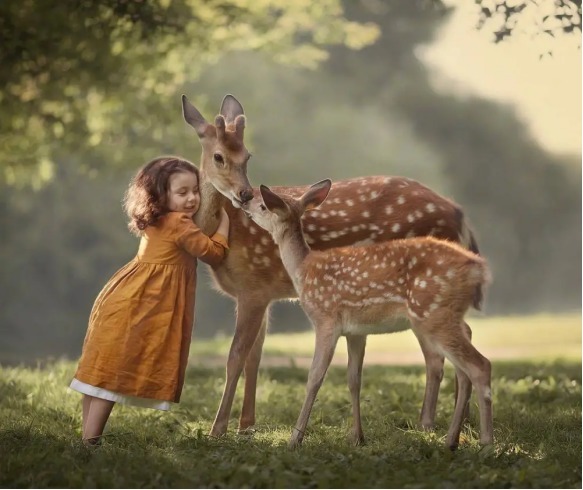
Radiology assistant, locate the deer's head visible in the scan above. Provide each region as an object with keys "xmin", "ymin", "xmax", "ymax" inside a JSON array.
[
  {"xmin": 182, "ymin": 94, "xmax": 254, "ymax": 207},
  {"xmin": 244, "ymin": 179, "xmax": 332, "ymax": 243}
]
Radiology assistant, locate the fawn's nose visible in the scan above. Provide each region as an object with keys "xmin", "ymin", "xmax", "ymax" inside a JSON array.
[{"xmin": 239, "ymin": 188, "xmax": 254, "ymax": 204}]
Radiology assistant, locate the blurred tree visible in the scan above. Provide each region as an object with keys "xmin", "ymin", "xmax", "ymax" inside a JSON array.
[
  {"xmin": 474, "ymin": 0, "xmax": 582, "ymax": 45},
  {"xmin": 0, "ymin": 0, "xmax": 379, "ymax": 186},
  {"xmin": 0, "ymin": 162, "xmax": 135, "ymax": 361},
  {"xmin": 330, "ymin": 0, "xmax": 582, "ymax": 313}
]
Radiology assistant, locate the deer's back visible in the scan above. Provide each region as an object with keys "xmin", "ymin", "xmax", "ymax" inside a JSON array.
[
  {"xmin": 297, "ymin": 237, "xmax": 488, "ymax": 335},
  {"xmin": 212, "ymin": 176, "xmax": 472, "ymax": 300}
]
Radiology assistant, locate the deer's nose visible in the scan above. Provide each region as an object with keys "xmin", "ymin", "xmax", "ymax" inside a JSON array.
[{"xmin": 239, "ymin": 188, "xmax": 254, "ymax": 204}]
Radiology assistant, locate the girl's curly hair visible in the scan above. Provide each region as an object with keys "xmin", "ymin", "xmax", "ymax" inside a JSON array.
[{"xmin": 123, "ymin": 156, "xmax": 200, "ymax": 236}]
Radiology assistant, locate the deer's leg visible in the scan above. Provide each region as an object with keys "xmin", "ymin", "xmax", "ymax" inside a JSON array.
[
  {"xmin": 346, "ymin": 334, "xmax": 367, "ymax": 446},
  {"xmin": 413, "ymin": 332, "xmax": 444, "ymax": 430},
  {"xmin": 428, "ymin": 322, "xmax": 493, "ymax": 449},
  {"xmin": 290, "ymin": 326, "xmax": 339, "ymax": 449},
  {"xmin": 453, "ymin": 321, "xmax": 473, "ymax": 425},
  {"xmin": 238, "ymin": 305, "xmax": 270, "ymax": 433},
  {"xmin": 446, "ymin": 368, "xmax": 472, "ymax": 450},
  {"xmin": 210, "ymin": 298, "xmax": 268, "ymax": 437}
]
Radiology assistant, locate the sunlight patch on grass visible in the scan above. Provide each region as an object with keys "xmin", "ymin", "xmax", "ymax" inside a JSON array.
[{"xmin": 190, "ymin": 312, "xmax": 581, "ymax": 364}]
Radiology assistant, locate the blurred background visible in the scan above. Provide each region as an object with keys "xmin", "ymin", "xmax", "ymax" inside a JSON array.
[{"xmin": 1, "ymin": 0, "xmax": 581, "ymax": 364}]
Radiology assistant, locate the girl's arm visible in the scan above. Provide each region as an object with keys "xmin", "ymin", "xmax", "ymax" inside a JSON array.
[
  {"xmin": 174, "ymin": 213, "xmax": 229, "ymax": 267},
  {"xmin": 215, "ymin": 208, "xmax": 230, "ymax": 242}
]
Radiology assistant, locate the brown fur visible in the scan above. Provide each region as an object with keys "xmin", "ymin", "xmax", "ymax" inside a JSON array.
[{"xmin": 244, "ymin": 181, "xmax": 493, "ymax": 449}]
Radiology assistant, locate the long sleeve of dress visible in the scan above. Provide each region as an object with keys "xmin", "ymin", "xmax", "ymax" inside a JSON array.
[{"xmin": 174, "ymin": 213, "xmax": 228, "ymax": 267}]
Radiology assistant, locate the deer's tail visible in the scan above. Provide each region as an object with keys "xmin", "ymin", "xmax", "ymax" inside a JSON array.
[{"xmin": 457, "ymin": 210, "xmax": 486, "ymax": 310}]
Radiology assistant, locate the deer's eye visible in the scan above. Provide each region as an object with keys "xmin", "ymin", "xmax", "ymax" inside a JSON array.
[
  {"xmin": 260, "ymin": 204, "xmax": 266, "ymax": 211},
  {"xmin": 213, "ymin": 153, "xmax": 224, "ymax": 166}
]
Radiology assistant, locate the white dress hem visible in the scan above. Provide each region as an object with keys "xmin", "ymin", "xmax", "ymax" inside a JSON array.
[{"xmin": 69, "ymin": 378, "xmax": 172, "ymax": 411}]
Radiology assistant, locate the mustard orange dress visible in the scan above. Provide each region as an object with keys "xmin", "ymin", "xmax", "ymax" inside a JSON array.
[{"xmin": 70, "ymin": 212, "xmax": 228, "ymax": 410}]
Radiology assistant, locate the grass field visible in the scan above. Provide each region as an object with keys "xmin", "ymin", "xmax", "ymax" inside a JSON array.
[{"xmin": 1, "ymin": 314, "xmax": 581, "ymax": 488}]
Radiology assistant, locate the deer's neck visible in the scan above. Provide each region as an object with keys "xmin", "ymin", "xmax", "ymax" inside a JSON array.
[
  {"xmin": 275, "ymin": 225, "xmax": 310, "ymax": 294},
  {"xmin": 194, "ymin": 173, "xmax": 227, "ymax": 235}
]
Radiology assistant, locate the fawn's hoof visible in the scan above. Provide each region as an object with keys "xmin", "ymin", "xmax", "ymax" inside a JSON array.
[
  {"xmin": 289, "ymin": 428, "xmax": 304, "ymax": 449},
  {"xmin": 288, "ymin": 439, "xmax": 302, "ymax": 450}
]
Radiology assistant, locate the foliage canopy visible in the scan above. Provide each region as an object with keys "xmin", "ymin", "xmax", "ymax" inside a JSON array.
[
  {"xmin": 475, "ymin": 0, "xmax": 582, "ymax": 44},
  {"xmin": 0, "ymin": 0, "xmax": 379, "ymax": 186}
]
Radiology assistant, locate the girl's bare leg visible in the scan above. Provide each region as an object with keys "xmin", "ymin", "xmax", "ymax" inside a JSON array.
[
  {"xmin": 83, "ymin": 397, "xmax": 115, "ymax": 445},
  {"xmin": 82, "ymin": 394, "xmax": 93, "ymax": 435}
]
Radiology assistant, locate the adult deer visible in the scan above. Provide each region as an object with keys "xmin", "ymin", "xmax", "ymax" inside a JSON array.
[
  {"xmin": 241, "ymin": 180, "xmax": 493, "ymax": 449},
  {"xmin": 181, "ymin": 94, "xmax": 482, "ymax": 437}
]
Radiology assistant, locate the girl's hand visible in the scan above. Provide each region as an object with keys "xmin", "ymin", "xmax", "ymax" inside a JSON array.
[{"xmin": 217, "ymin": 208, "xmax": 230, "ymax": 240}]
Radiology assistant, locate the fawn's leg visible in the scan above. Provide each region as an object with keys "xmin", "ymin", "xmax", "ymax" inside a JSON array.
[
  {"xmin": 446, "ymin": 368, "xmax": 472, "ymax": 449},
  {"xmin": 239, "ymin": 305, "xmax": 270, "ymax": 433},
  {"xmin": 414, "ymin": 332, "xmax": 444, "ymax": 430},
  {"xmin": 290, "ymin": 325, "xmax": 339, "ymax": 449},
  {"xmin": 83, "ymin": 397, "xmax": 115, "ymax": 445},
  {"xmin": 210, "ymin": 297, "xmax": 268, "ymax": 437},
  {"xmin": 453, "ymin": 321, "xmax": 473, "ymax": 425},
  {"xmin": 346, "ymin": 334, "xmax": 367, "ymax": 445},
  {"xmin": 429, "ymin": 324, "xmax": 493, "ymax": 448}
]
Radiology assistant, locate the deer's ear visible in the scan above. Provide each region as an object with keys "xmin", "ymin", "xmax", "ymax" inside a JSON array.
[
  {"xmin": 301, "ymin": 179, "xmax": 332, "ymax": 211},
  {"xmin": 260, "ymin": 185, "xmax": 288, "ymax": 214},
  {"xmin": 182, "ymin": 95, "xmax": 208, "ymax": 138},
  {"xmin": 220, "ymin": 94, "xmax": 245, "ymax": 124}
]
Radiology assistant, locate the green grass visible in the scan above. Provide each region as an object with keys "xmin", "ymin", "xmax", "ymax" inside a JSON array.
[
  {"xmin": 1, "ymin": 314, "xmax": 581, "ymax": 487},
  {"xmin": 1, "ymin": 357, "xmax": 581, "ymax": 487}
]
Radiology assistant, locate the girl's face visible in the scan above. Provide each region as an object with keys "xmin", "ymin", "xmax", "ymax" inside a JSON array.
[{"xmin": 167, "ymin": 171, "xmax": 201, "ymax": 218}]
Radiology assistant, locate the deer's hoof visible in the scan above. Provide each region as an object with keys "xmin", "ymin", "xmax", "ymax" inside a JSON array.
[
  {"xmin": 350, "ymin": 432, "xmax": 365, "ymax": 446},
  {"xmin": 209, "ymin": 426, "xmax": 227, "ymax": 438}
]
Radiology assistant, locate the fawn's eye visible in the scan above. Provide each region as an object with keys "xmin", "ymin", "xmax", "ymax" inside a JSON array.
[
  {"xmin": 213, "ymin": 153, "xmax": 224, "ymax": 166},
  {"xmin": 260, "ymin": 204, "xmax": 266, "ymax": 211}
]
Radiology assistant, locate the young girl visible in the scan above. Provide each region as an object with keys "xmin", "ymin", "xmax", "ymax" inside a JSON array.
[{"xmin": 70, "ymin": 156, "xmax": 230, "ymax": 445}]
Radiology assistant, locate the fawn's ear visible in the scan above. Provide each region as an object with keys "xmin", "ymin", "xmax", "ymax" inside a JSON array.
[
  {"xmin": 301, "ymin": 179, "xmax": 332, "ymax": 211},
  {"xmin": 182, "ymin": 95, "xmax": 208, "ymax": 138},
  {"xmin": 260, "ymin": 185, "xmax": 288, "ymax": 215},
  {"xmin": 220, "ymin": 94, "xmax": 245, "ymax": 124}
]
